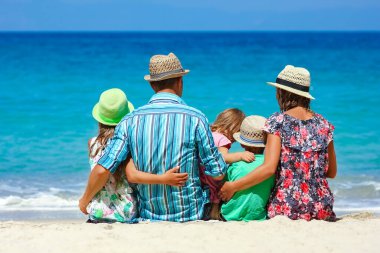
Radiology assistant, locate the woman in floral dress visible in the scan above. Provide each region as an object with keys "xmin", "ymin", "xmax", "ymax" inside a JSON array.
[{"xmin": 220, "ymin": 65, "xmax": 337, "ymax": 221}]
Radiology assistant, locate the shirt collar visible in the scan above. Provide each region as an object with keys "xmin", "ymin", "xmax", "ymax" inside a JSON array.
[{"xmin": 148, "ymin": 92, "xmax": 186, "ymax": 105}]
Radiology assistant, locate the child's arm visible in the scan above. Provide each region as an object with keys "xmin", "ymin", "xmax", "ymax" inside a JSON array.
[
  {"xmin": 219, "ymin": 147, "xmax": 255, "ymax": 164},
  {"xmin": 125, "ymin": 158, "xmax": 188, "ymax": 186},
  {"xmin": 326, "ymin": 141, "xmax": 337, "ymax": 178},
  {"xmin": 87, "ymin": 138, "xmax": 92, "ymax": 156},
  {"xmin": 219, "ymin": 134, "xmax": 281, "ymax": 201}
]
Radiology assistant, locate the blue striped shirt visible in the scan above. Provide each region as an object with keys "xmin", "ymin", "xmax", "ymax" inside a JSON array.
[{"xmin": 98, "ymin": 92, "xmax": 227, "ymax": 222}]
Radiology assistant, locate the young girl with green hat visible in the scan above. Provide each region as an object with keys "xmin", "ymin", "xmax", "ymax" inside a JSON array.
[{"xmin": 86, "ymin": 88, "xmax": 187, "ymax": 223}]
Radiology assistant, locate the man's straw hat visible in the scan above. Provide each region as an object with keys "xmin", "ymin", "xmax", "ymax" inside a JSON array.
[
  {"xmin": 92, "ymin": 88, "xmax": 134, "ymax": 126},
  {"xmin": 144, "ymin": 53, "xmax": 190, "ymax": 82},
  {"xmin": 267, "ymin": 65, "xmax": 314, "ymax": 100},
  {"xmin": 233, "ymin": 115, "xmax": 267, "ymax": 147}
]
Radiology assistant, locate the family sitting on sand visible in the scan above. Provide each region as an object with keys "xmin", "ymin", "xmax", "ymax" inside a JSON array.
[{"xmin": 78, "ymin": 53, "xmax": 337, "ymax": 223}]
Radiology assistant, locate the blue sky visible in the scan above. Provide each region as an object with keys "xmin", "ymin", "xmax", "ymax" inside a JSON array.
[{"xmin": 0, "ymin": 0, "xmax": 379, "ymax": 31}]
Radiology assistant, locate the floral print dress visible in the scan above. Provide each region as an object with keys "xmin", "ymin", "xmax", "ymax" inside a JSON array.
[
  {"xmin": 86, "ymin": 137, "xmax": 137, "ymax": 223},
  {"xmin": 264, "ymin": 112, "xmax": 336, "ymax": 221}
]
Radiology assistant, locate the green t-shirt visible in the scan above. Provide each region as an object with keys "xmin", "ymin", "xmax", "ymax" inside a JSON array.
[{"xmin": 221, "ymin": 155, "xmax": 275, "ymax": 221}]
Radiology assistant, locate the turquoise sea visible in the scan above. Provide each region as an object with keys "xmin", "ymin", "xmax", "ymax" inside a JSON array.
[{"xmin": 0, "ymin": 32, "xmax": 379, "ymax": 220}]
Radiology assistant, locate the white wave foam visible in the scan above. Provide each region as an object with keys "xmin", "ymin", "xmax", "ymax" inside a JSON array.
[
  {"xmin": 334, "ymin": 206, "xmax": 380, "ymax": 213},
  {"xmin": 1, "ymin": 179, "xmax": 379, "ymax": 212},
  {"xmin": 333, "ymin": 181, "xmax": 380, "ymax": 191},
  {"xmin": 0, "ymin": 193, "xmax": 79, "ymax": 211}
]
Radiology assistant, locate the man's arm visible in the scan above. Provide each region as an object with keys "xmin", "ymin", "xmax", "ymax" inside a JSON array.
[
  {"xmin": 195, "ymin": 116, "xmax": 227, "ymax": 180},
  {"xmin": 79, "ymin": 121, "xmax": 130, "ymax": 214}
]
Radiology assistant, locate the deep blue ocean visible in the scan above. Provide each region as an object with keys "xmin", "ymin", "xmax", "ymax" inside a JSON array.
[{"xmin": 0, "ymin": 32, "xmax": 379, "ymax": 220}]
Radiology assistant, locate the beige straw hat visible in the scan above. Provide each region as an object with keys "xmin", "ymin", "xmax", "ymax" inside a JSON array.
[
  {"xmin": 233, "ymin": 115, "xmax": 267, "ymax": 147},
  {"xmin": 144, "ymin": 53, "xmax": 190, "ymax": 82},
  {"xmin": 267, "ymin": 65, "xmax": 314, "ymax": 100}
]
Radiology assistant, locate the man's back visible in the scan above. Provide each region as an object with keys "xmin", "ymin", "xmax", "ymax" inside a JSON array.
[
  {"xmin": 124, "ymin": 92, "xmax": 226, "ymax": 221},
  {"xmin": 83, "ymin": 53, "xmax": 226, "ymax": 222}
]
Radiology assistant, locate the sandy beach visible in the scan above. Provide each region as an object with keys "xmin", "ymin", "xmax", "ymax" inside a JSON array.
[{"xmin": 1, "ymin": 213, "xmax": 379, "ymax": 253}]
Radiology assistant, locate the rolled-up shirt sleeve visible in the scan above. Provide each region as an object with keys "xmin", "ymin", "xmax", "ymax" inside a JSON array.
[
  {"xmin": 97, "ymin": 120, "xmax": 130, "ymax": 174},
  {"xmin": 195, "ymin": 116, "xmax": 227, "ymax": 177}
]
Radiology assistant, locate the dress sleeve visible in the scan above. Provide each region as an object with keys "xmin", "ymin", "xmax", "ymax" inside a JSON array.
[
  {"xmin": 327, "ymin": 122, "xmax": 335, "ymax": 144},
  {"xmin": 196, "ymin": 116, "xmax": 227, "ymax": 177},
  {"xmin": 97, "ymin": 120, "xmax": 130, "ymax": 174},
  {"xmin": 263, "ymin": 112, "xmax": 283, "ymax": 137}
]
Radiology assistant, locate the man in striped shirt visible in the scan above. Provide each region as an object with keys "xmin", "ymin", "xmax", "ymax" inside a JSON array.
[{"xmin": 79, "ymin": 53, "xmax": 227, "ymax": 221}]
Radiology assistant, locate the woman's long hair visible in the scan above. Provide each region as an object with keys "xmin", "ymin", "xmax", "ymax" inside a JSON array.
[
  {"xmin": 89, "ymin": 123, "xmax": 124, "ymax": 183},
  {"xmin": 276, "ymin": 88, "xmax": 311, "ymax": 112}
]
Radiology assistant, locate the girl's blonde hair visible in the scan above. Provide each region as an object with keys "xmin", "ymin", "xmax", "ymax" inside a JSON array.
[
  {"xmin": 89, "ymin": 123, "xmax": 124, "ymax": 183},
  {"xmin": 211, "ymin": 108, "xmax": 245, "ymax": 141}
]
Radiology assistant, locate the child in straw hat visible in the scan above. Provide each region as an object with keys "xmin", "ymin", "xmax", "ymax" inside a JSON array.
[
  {"xmin": 220, "ymin": 65, "xmax": 337, "ymax": 221},
  {"xmin": 86, "ymin": 88, "xmax": 187, "ymax": 223},
  {"xmin": 200, "ymin": 108, "xmax": 256, "ymax": 220},
  {"xmin": 220, "ymin": 116, "xmax": 275, "ymax": 221}
]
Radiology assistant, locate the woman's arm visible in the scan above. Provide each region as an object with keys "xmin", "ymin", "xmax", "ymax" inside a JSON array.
[
  {"xmin": 125, "ymin": 158, "xmax": 188, "ymax": 186},
  {"xmin": 219, "ymin": 147, "xmax": 255, "ymax": 164},
  {"xmin": 219, "ymin": 134, "xmax": 281, "ymax": 201},
  {"xmin": 326, "ymin": 141, "xmax": 337, "ymax": 178}
]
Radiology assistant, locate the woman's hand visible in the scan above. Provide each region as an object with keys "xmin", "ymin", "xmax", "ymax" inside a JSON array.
[
  {"xmin": 219, "ymin": 181, "xmax": 237, "ymax": 202},
  {"xmin": 162, "ymin": 167, "xmax": 188, "ymax": 186},
  {"xmin": 240, "ymin": 151, "xmax": 255, "ymax": 163}
]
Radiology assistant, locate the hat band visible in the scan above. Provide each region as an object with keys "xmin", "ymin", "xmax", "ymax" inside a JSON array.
[
  {"xmin": 150, "ymin": 68, "xmax": 184, "ymax": 79},
  {"xmin": 276, "ymin": 78, "xmax": 309, "ymax": 92},
  {"xmin": 240, "ymin": 134, "xmax": 264, "ymax": 145}
]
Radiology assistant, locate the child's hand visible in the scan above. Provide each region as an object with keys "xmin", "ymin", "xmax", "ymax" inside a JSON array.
[
  {"xmin": 219, "ymin": 182, "xmax": 237, "ymax": 202},
  {"xmin": 240, "ymin": 151, "xmax": 255, "ymax": 163},
  {"xmin": 78, "ymin": 197, "xmax": 89, "ymax": 215},
  {"xmin": 162, "ymin": 167, "xmax": 188, "ymax": 187}
]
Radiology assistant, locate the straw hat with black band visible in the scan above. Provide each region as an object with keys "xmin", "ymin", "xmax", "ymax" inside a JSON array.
[
  {"xmin": 267, "ymin": 65, "xmax": 314, "ymax": 100},
  {"xmin": 144, "ymin": 53, "xmax": 190, "ymax": 82}
]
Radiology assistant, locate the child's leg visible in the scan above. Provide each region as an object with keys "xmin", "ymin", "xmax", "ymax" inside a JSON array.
[
  {"xmin": 199, "ymin": 167, "xmax": 224, "ymax": 220},
  {"xmin": 203, "ymin": 175, "xmax": 224, "ymax": 220},
  {"xmin": 210, "ymin": 203, "xmax": 222, "ymax": 220}
]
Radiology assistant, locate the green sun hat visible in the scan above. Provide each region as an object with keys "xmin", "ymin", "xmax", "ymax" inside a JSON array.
[{"xmin": 92, "ymin": 88, "xmax": 134, "ymax": 126}]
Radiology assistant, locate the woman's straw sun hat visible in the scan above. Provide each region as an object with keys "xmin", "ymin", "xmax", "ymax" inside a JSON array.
[
  {"xmin": 267, "ymin": 65, "xmax": 314, "ymax": 100},
  {"xmin": 92, "ymin": 88, "xmax": 134, "ymax": 126},
  {"xmin": 233, "ymin": 115, "xmax": 267, "ymax": 147},
  {"xmin": 144, "ymin": 53, "xmax": 189, "ymax": 82}
]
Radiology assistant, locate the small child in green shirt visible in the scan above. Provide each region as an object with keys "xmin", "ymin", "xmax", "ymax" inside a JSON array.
[{"xmin": 220, "ymin": 115, "xmax": 275, "ymax": 221}]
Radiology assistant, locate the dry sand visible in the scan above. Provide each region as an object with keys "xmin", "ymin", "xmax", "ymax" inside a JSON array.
[{"xmin": 1, "ymin": 213, "xmax": 379, "ymax": 253}]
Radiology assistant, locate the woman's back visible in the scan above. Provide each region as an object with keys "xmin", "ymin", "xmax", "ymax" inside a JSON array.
[{"xmin": 264, "ymin": 111, "xmax": 336, "ymax": 221}]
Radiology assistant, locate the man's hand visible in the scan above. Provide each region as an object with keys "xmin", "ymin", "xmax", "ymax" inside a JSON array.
[
  {"xmin": 162, "ymin": 167, "xmax": 188, "ymax": 186},
  {"xmin": 78, "ymin": 197, "xmax": 89, "ymax": 215},
  {"xmin": 219, "ymin": 181, "xmax": 237, "ymax": 202},
  {"xmin": 240, "ymin": 151, "xmax": 255, "ymax": 163}
]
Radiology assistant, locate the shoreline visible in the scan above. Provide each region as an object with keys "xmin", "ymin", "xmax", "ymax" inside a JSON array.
[
  {"xmin": 1, "ymin": 214, "xmax": 379, "ymax": 253},
  {"xmin": 1, "ymin": 210, "xmax": 379, "ymax": 222}
]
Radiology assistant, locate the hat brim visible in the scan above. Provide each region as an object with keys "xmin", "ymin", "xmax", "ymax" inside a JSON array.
[
  {"xmin": 233, "ymin": 132, "xmax": 266, "ymax": 148},
  {"xmin": 144, "ymin": 70, "xmax": 190, "ymax": 82},
  {"xmin": 267, "ymin": 82, "xmax": 315, "ymax": 100},
  {"xmin": 92, "ymin": 101, "xmax": 134, "ymax": 126}
]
